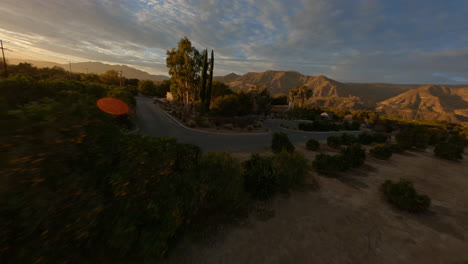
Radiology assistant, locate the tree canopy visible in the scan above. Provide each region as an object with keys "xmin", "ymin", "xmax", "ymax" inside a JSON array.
[{"xmin": 166, "ymin": 37, "xmax": 202, "ymax": 105}]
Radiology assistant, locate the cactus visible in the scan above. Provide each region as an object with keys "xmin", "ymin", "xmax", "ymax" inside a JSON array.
[
  {"xmin": 200, "ymin": 49, "xmax": 208, "ymax": 105},
  {"xmin": 205, "ymin": 49, "xmax": 214, "ymax": 112}
]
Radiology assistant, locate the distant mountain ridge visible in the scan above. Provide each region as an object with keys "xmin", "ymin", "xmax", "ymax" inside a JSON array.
[
  {"xmin": 8, "ymin": 58, "xmax": 169, "ymax": 81},
  {"xmin": 215, "ymin": 70, "xmax": 468, "ymax": 123}
]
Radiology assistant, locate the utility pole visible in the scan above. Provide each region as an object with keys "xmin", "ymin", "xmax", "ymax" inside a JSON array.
[
  {"xmin": 68, "ymin": 61, "xmax": 72, "ymax": 79},
  {"xmin": 0, "ymin": 40, "xmax": 8, "ymax": 78},
  {"xmin": 119, "ymin": 70, "xmax": 123, "ymax": 87}
]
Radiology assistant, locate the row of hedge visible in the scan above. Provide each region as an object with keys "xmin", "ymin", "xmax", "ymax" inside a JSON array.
[
  {"xmin": 298, "ymin": 120, "xmax": 360, "ymax": 132},
  {"xmin": 327, "ymin": 132, "xmax": 388, "ymax": 149},
  {"xmin": 312, "ymin": 144, "xmax": 366, "ymax": 175}
]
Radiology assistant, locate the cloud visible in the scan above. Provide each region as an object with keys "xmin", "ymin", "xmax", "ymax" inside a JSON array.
[{"xmin": 0, "ymin": 0, "xmax": 467, "ymax": 83}]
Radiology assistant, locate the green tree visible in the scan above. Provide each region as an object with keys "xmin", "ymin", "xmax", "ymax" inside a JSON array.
[
  {"xmin": 100, "ymin": 70, "xmax": 120, "ymax": 85},
  {"xmin": 352, "ymin": 110, "xmax": 380, "ymax": 125},
  {"xmin": 250, "ymin": 86, "xmax": 272, "ymax": 115},
  {"xmin": 210, "ymin": 94, "xmax": 240, "ymax": 116},
  {"xmin": 205, "ymin": 49, "xmax": 214, "ymax": 111},
  {"xmin": 155, "ymin": 79, "xmax": 171, "ymax": 98},
  {"xmin": 212, "ymin": 80, "xmax": 233, "ymax": 98},
  {"xmin": 236, "ymin": 90, "xmax": 254, "ymax": 115},
  {"xmin": 199, "ymin": 49, "xmax": 208, "ymax": 106},
  {"xmin": 289, "ymin": 86, "xmax": 307, "ymax": 108},
  {"xmin": 137, "ymin": 80, "xmax": 157, "ymax": 95},
  {"xmin": 272, "ymin": 94, "xmax": 288, "ymax": 105},
  {"xmin": 166, "ymin": 37, "xmax": 202, "ymax": 105}
]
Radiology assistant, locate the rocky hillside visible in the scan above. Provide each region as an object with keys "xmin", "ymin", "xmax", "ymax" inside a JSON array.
[
  {"xmin": 377, "ymin": 85, "xmax": 468, "ymax": 123},
  {"xmin": 215, "ymin": 70, "xmax": 468, "ymax": 123}
]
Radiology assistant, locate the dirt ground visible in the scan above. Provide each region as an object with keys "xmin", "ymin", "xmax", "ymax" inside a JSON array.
[{"xmin": 163, "ymin": 146, "xmax": 468, "ymax": 264}]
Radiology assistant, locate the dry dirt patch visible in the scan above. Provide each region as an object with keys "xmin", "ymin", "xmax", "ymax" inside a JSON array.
[{"xmin": 164, "ymin": 149, "xmax": 468, "ymax": 264}]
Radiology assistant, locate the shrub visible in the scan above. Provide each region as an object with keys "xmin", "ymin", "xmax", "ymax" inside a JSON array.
[
  {"xmin": 428, "ymin": 127, "xmax": 449, "ymax": 145},
  {"xmin": 199, "ymin": 152, "xmax": 249, "ymax": 214},
  {"xmin": 223, "ymin": 123, "xmax": 234, "ymax": 130},
  {"xmin": 358, "ymin": 132, "xmax": 374, "ymax": 145},
  {"xmin": 372, "ymin": 133, "xmax": 389, "ymax": 144},
  {"xmin": 370, "ymin": 144, "xmax": 393, "ymax": 160},
  {"xmin": 341, "ymin": 133, "xmax": 357, "ymax": 145},
  {"xmin": 287, "ymin": 106, "xmax": 320, "ymax": 120},
  {"xmin": 447, "ymin": 134, "xmax": 468, "ymax": 148},
  {"xmin": 343, "ymin": 121, "xmax": 361, "ymax": 131},
  {"xmin": 243, "ymin": 154, "xmax": 277, "ymax": 200},
  {"xmin": 327, "ymin": 135, "xmax": 342, "ymax": 148},
  {"xmin": 210, "ymin": 94, "xmax": 239, "ymax": 116},
  {"xmin": 306, "ymin": 139, "xmax": 320, "ymax": 151},
  {"xmin": 273, "ymin": 151, "xmax": 309, "ymax": 191},
  {"xmin": 271, "ymin": 132, "xmax": 295, "ymax": 153},
  {"xmin": 340, "ymin": 144, "xmax": 366, "ymax": 168},
  {"xmin": 298, "ymin": 122, "xmax": 315, "ymax": 131},
  {"xmin": 396, "ymin": 126, "xmax": 430, "ymax": 150},
  {"xmin": 188, "ymin": 120, "xmax": 196, "ymax": 128},
  {"xmin": 389, "ymin": 143, "xmax": 406, "ymax": 154},
  {"xmin": 194, "ymin": 115, "xmax": 209, "ymax": 128},
  {"xmin": 434, "ymin": 143, "xmax": 464, "ymax": 160},
  {"xmin": 380, "ymin": 179, "xmax": 431, "ymax": 213},
  {"xmin": 312, "ymin": 153, "xmax": 349, "ymax": 175}
]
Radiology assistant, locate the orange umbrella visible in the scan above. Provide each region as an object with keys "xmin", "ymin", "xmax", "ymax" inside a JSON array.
[{"xmin": 97, "ymin": 98, "xmax": 129, "ymax": 115}]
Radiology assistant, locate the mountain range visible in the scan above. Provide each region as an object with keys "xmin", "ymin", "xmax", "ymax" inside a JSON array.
[
  {"xmin": 215, "ymin": 70, "xmax": 468, "ymax": 124},
  {"xmin": 8, "ymin": 58, "xmax": 169, "ymax": 81}
]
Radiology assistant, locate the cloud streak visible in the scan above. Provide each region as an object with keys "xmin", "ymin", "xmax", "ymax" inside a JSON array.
[{"xmin": 0, "ymin": 0, "xmax": 467, "ymax": 83}]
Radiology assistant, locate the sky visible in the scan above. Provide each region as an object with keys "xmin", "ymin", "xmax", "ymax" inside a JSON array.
[{"xmin": 1, "ymin": 0, "xmax": 468, "ymax": 84}]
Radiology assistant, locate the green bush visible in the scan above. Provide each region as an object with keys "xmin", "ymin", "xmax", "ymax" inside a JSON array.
[
  {"xmin": 340, "ymin": 144, "xmax": 366, "ymax": 168},
  {"xmin": 358, "ymin": 132, "xmax": 374, "ymax": 145},
  {"xmin": 447, "ymin": 134, "xmax": 468, "ymax": 148},
  {"xmin": 243, "ymin": 154, "xmax": 277, "ymax": 200},
  {"xmin": 298, "ymin": 120, "xmax": 344, "ymax": 131},
  {"xmin": 370, "ymin": 144, "xmax": 393, "ymax": 160},
  {"xmin": 210, "ymin": 94, "xmax": 240, "ymax": 116},
  {"xmin": 199, "ymin": 152, "xmax": 249, "ymax": 214},
  {"xmin": 306, "ymin": 139, "xmax": 320, "ymax": 151},
  {"xmin": 428, "ymin": 127, "xmax": 449, "ymax": 145},
  {"xmin": 287, "ymin": 106, "xmax": 321, "ymax": 120},
  {"xmin": 396, "ymin": 126, "xmax": 430, "ymax": 150},
  {"xmin": 271, "ymin": 132, "xmax": 295, "ymax": 153},
  {"xmin": 327, "ymin": 135, "xmax": 342, "ymax": 148},
  {"xmin": 434, "ymin": 143, "xmax": 464, "ymax": 160},
  {"xmin": 372, "ymin": 133, "xmax": 389, "ymax": 144},
  {"xmin": 110, "ymin": 136, "xmax": 202, "ymax": 260},
  {"xmin": 138, "ymin": 80, "xmax": 158, "ymax": 96},
  {"xmin": 312, "ymin": 153, "xmax": 349, "ymax": 175},
  {"xmin": 343, "ymin": 121, "xmax": 361, "ymax": 131},
  {"xmin": 389, "ymin": 143, "xmax": 406, "ymax": 154},
  {"xmin": 341, "ymin": 133, "xmax": 357, "ymax": 145},
  {"xmin": 381, "ymin": 179, "xmax": 431, "ymax": 213},
  {"xmin": 273, "ymin": 151, "xmax": 309, "ymax": 191}
]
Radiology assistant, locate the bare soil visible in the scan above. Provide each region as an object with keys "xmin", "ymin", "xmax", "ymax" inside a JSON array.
[{"xmin": 163, "ymin": 148, "xmax": 468, "ymax": 264}]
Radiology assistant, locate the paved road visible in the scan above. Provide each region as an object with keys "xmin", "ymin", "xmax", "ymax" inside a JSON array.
[{"xmin": 135, "ymin": 96, "xmax": 363, "ymax": 152}]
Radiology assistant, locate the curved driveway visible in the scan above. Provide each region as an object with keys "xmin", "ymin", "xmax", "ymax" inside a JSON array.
[{"xmin": 135, "ymin": 96, "xmax": 363, "ymax": 152}]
